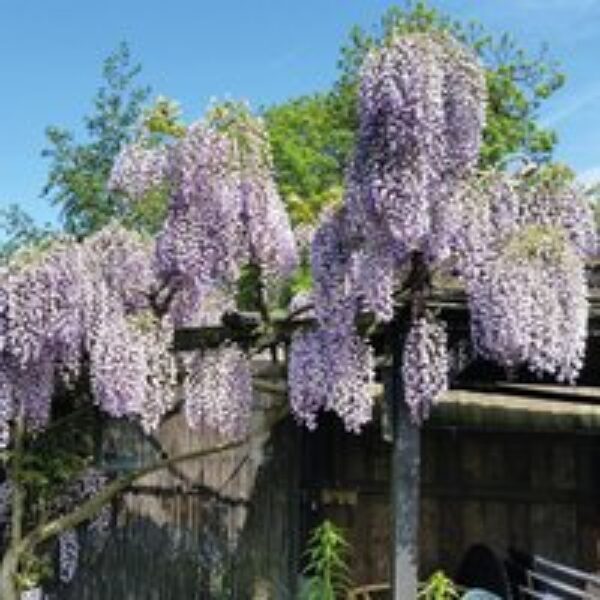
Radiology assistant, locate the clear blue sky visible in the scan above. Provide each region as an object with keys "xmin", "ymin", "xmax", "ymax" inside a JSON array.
[{"xmin": 1, "ymin": 0, "xmax": 599, "ymax": 227}]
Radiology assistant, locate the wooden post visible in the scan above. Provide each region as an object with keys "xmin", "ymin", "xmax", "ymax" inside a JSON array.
[{"xmin": 389, "ymin": 328, "xmax": 421, "ymax": 600}]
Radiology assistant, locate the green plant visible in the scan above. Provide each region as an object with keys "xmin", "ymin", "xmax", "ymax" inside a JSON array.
[
  {"xmin": 300, "ymin": 520, "xmax": 351, "ymax": 600},
  {"xmin": 418, "ymin": 571, "xmax": 460, "ymax": 600}
]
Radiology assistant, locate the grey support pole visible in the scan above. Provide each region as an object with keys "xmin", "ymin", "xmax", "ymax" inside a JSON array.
[{"xmin": 389, "ymin": 327, "xmax": 421, "ymax": 600}]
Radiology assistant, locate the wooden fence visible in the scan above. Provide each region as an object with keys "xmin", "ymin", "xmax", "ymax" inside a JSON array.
[{"xmin": 52, "ymin": 406, "xmax": 300, "ymax": 599}]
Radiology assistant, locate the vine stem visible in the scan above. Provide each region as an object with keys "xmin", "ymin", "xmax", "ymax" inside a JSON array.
[{"xmin": 1, "ymin": 404, "xmax": 25, "ymax": 600}]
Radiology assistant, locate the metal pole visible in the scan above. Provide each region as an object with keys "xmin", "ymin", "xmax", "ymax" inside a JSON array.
[{"xmin": 389, "ymin": 326, "xmax": 421, "ymax": 600}]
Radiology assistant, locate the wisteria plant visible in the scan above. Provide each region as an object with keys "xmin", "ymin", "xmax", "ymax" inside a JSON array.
[{"xmin": 0, "ymin": 29, "xmax": 596, "ymax": 600}]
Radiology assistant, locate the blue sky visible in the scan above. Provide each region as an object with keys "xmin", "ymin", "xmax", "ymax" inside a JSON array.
[{"xmin": 1, "ymin": 0, "xmax": 599, "ymax": 227}]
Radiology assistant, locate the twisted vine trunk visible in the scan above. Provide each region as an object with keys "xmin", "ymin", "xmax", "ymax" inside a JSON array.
[
  {"xmin": 1, "ymin": 548, "xmax": 19, "ymax": 600},
  {"xmin": 2, "ymin": 406, "xmax": 25, "ymax": 600}
]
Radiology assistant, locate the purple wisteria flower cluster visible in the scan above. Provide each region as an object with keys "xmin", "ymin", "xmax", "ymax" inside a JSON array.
[
  {"xmin": 443, "ymin": 171, "xmax": 595, "ymax": 382},
  {"xmin": 349, "ymin": 33, "xmax": 487, "ymax": 258},
  {"xmin": 183, "ymin": 344, "xmax": 253, "ymax": 437},
  {"xmin": 289, "ymin": 325, "xmax": 374, "ymax": 433},
  {"xmin": 58, "ymin": 529, "xmax": 79, "ymax": 583},
  {"xmin": 115, "ymin": 111, "xmax": 298, "ymax": 326},
  {"xmin": 290, "ymin": 30, "xmax": 596, "ymax": 430},
  {"xmin": 108, "ymin": 140, "xmax": 170, "ymax": 201},
  {"xmin": 469, "ymin": 225, "xmax": 589, "ymax": 383},
  {"xmin": 289, "ymin": 207, "xmax": 377, "ymax": 432},
  {"xmin": 290, "ymin": 33, "xmax": 486, "ymax": 429},
  {"xmin": 1, "ymin": 29, "xmax": 596, "ymax": 456},
  {"xmin": 53, "ymin": 469, "xmax": 112, "ymax": 584},
  {"xmin": 0, "ymin": 468, "xmax": 112, "ymax": 584},
  {"xmin": 0, "ymin": 226, "xmax": 178, "ymax": 445},
  {"xmin": 402, "ymin": 317, "xmax": 448, "ymax": 423},
  {"xmin": 155, "ymin": 123, "xmax": 245, "ymax": 321},
  {"xmin": 0, "ymin": 104, "xmax": 303, "ymax": 444}
]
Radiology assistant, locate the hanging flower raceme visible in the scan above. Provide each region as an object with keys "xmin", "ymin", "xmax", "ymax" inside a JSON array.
[
  {"xmin": 290, "ymin": 206, "xmax": 375, "ymax": 432},
  {"xmin": 152, "ymin": 109, "xmax": 298, "ymax": 325},
  {"xmin": 108, "ymin": 139, "xmax": 170, "ymax": 202},
  {"xmin": 432, "ymin": 171, "xmax": 521, "ymax": 279},
  {"xmin": 183, "ymin": 344, "xmax": 253, "ymax": 437},
  {"xmin": 446, "ymin": 170, "xmax": 596, "ymax": 382},
  {"xmin": 350, "ymin": 33, "xmax": 486, "ymax": 256},
  {"xmin": 49, "ymin": 468, "xmax": 112, "ymax": 584},
  {"xmin": 86, "ymin": 295, "xmax": 177, "ymax": 428},
  {"xmin": 0, "ymin": 241, "xmax": 87, "ymax": 437},
  {"xmin": 155, "ymin": 123, "xmax": 244, "ymax": 321},
  {"xmin": 2, "ymin": 241, "xmax": 86, "ymax": 371},
  {"xmin": 0, "ymin": 225, "xmax": 181, "ymax": 446},
  {"xmin": 310, "ymin": 208, "xmax": 357, "ymax": 329},
  {"xmin": 518, "ymin": 178, "xmax": 597, "ymax": 259},
  {"xmin": 289, "ymin": 32, "xmax": 487, "ymax": 431},
  {"xmin": 58, "ymin": 529, "xmax": 79, "ymax": 584},
  {"xmin": 132, "ymin": 314, "xmax": 178, "ymax": 433},
  {"xmin": 439, "ymin": 36, "xmax": 488, "ymax": 174},
  {"xmin": 242, "ymin": 177, "xmax": 299, "ymax": 281},
  {"xmin": 83, "ymin": 224, "xmax": 157, "ymax": 313},
  {"xmin": 469, "ymin": 225, "xmax": 588, "ymax": 382},
  {"xmin": 323, "ymin": 327, "xmax": 374, "ymax": 432},
  {"xmin": 227, "ymin": 109, "xmax": 299, "ymax": 281},
  {"xmin": 351, "ymin": 237, "xmax": 398, "ymax": 323},
  {"xmin": 80, "ymin": 232, "xmax": 177, "ymax": 427},
  {"xmin": 288, "ymin": 328, "xmax": 328, "ymax": 431},
  {"xmin": 402, "ymin": 316, "xmax": 449, "ymax": 424},
  {"xmin": 0, "ymin": 366, "xmax": 13, "ymax": 447},
  {"xmin": 289, "ymin": 326, "xmax": 374, "ymax": 433}
]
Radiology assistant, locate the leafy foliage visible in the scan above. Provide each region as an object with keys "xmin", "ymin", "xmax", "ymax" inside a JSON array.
[
  {"xmin": 0, "ymin": 205, "xmax": 54, "ymax": 261},
  {"xmin": 41, "ymin": 43, "xmax": 151, "ymax": 236},
  {"xmin": 264, "ymin": 95, "xmax": 351, "ymax": 224},
  {"xmin": 418, "ymin": 571, "xmax": 460, "ymax": 600},
  {"xmin": 301, "ymin": 520, "xmax": 351, "ymax": 600},
  {"xmin": 142, "ymin": 96, "xmax": 187, "ymax": 139},
  {"xmin": 37, "ymin": 4, "xmax": 565, "ymax": 237},
  {"xmin": 19, "ymin": 410, "xmax": 96, "ymax": 511}
]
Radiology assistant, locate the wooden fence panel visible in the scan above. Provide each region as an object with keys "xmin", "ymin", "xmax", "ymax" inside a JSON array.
[{"xmin": 52, "ymin": 410, "xmax": 299, "ymax": 600}]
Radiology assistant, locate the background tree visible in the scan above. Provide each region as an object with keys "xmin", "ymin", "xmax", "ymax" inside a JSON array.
[
  {"xmin": 264, "ymin": 95, "xmax": 349, "ymax": 225},
  {"xmin": 0, "ymin": 205, "xmax": 53, "ymax": 260},
  {"xmin": 41, "ymin": 42, "xmax": 151, "ymax": 237}
]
